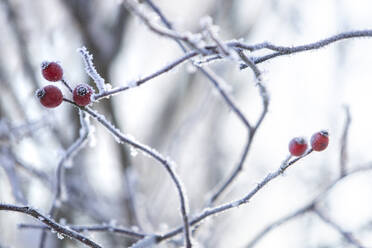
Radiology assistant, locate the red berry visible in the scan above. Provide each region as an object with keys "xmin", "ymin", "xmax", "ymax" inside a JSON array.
[
  {"xmin": 41, "ymin": 61, "xmax": 63, "ymax": 82},
  {"xmin": 311, "ymin": 130, "xmax": 329, "ymax": 151},
  {"xmin": 289, "ymin": 137, "xmax": 308, "ymax": 156},
  {"xmin": 73, "ymin": 84, "xmax": 93, "ymax": 106},
  {"xmin": 36, "ymin": 85, "xmax": 63, "ymax": 108}
]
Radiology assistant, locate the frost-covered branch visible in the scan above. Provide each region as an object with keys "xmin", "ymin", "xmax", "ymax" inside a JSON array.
[
  {"xmin": 93, "ymin": 51, "xmax": 198, "ymax": 100},
  {"xmin": 240, "ymin": 30, "xmax": 372, "ymax": 53},
  {"xmin": 0, "ymin": 204, "xmax": 101, "ymax": 248},
  {"xmin": 19, "ymin": 223, "xmax": 147, "ymax": 239},
  {"xmin": 77, "ymin": 47, "xmax": 106, "ymax": 94}
]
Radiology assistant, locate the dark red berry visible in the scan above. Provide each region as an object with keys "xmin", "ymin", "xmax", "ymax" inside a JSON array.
[
  {"xmin": 41, "ymin": 61, "xmax": 63, "ymax": 82},
  {"xmin": 289, "ymin": 137, "xmax": 308, "ymax": 156},
  {"xmin": 311, "ymin": 130, "xmax": 329, "ymax": 151},
  {"xmin": 36, "ymin": 85, "xmax": 63, "ymax": 108},
  {"xmin": 73, "ymin": 84, "xmax": 93, "ymax": 106}
]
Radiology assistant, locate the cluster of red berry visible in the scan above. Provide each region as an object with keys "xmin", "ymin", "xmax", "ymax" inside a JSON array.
[
  {"xmin": 36, "ymin": 62, "xmax": 93, "ymax": 108},
  {"xmin": 289, "ymin": 130, "xmax": 329, "ymax": 156}
]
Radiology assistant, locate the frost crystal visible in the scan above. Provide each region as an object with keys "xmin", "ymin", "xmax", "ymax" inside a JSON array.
[
  {"xmin": 57, "ymin": 233, "xmax": 64, "ymax": 240},
  {"xmin": 130, "ymin": 147, "xmax": 138, "ymax": 157},
  {"xmin": 59, "ymin": 218, "xmax": 66, "ymax": 225},
  {"xmin": 127, "ymin": 80, "xmax": 138, "ymax": 88},
  {"xmin": 77, "ymin": 47, "xmax": 106, "ymax": 94},
  {"xmin": 231, "ymin": 201, "xmax": 240, "ymax": 208},
  {"xmin": 104, "ymin": 83, "xmax": 112, "ymax": 91},
  {"xmin": 109, "ymin": 219, "xmax": 117, "ymax": 227},
  {"xmin": 129, "ymin": 235, "xmax": 157, "ymax": 248}
]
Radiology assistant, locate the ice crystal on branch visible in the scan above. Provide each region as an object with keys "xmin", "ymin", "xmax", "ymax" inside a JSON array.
[{"xmin": 77, "ymin": 46, "xmax": 106, "ymax": 95}]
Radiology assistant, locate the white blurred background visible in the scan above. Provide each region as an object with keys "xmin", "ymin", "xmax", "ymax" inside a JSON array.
[{"xmin": 0, "ymin": 0, "xmax": 372, "ymax": 247}]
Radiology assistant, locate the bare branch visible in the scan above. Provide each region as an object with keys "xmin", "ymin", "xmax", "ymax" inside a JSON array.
[{"xmin": 0, "ymin": 204, "xmax": 101, "ymax": 248}]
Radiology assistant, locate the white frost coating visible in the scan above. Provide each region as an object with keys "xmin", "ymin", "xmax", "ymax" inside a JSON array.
[
  {"xmin": 230, "ymin": 201, "xmax": 240, "ymax": 208},
  {"xmin": 109, "ymin": 219, "xmax": 117, "ymax": 227},
  {"xmin": 129, "ymin": 235, "xmax": 157, "ymax": 248},
  {"xmin": 63, "ymin": 158, "xmax": 73, "ymax": 168},
  {"xmin": 57, "ymin": 233, "xmax": 64, "ymax": 240},
  {"xmin": 88, "ymin": 125, "xmax": 97, "ymax": 147},
  {"xmin": 59, "ymin": 218, "xmax": 66, "ymax": 225},
  {"xmin": 127, "ymin": 80, "xmax": 138, "ymax": 88},
  {"xmin": 104, "ymin": 83, "xmax": 112, "ymax": 91},
  {"xmin": 186, "ymin": 64, "xmax": 197, "ymax": 74},
  {"xmin": 131, "ymin": 225, "xmax": 140, "ymax": 232},
  {"xmin": 130, "ymin": 147, "xmax": 138, "ymax": 157},
  {"xmin": 199, "ymin": 16, "xmax": 213, "ymax": 28},
  {"xmin": 77, "ymin": 47, "xmax": 106, "ymax": 94}
]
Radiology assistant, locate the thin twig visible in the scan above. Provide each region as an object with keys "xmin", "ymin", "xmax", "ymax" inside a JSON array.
[
  {"xmin": 61, "ymin": 78, "xmax": 74, "ymax": 93},
  {"xmin": 124, "ymin": 0, "xmax": 208, "ymax": 55},
  {"xmin": 0, "ymin": 150, "xmax": 27, "ymax": 205},
  {"xmin": 207, "ymin": 52, "xmax": 269, "ymax": 204},
  {"xmin": 19, "ymin": 223, "xmax": 147, "ymax": 239},
  {"xmin": 340, "ymin": 106, "xmax": 351, "ymax": 177},
  {"xmin": 241, "ymin": 30, "xmax": 372, "ymax": 53},
  {"xmin": 93, "ymin": 51, "xmax": 198, "ymax": 100},
  {"xmin": 0, "ymin": 204, "xmax": 101, "ymax": 248},
  {"xmin": 246, "ymin": 204, "xmax": 314, "ymax": 248},
  {"xmin": 314, "ymin": 209, "xmax": 366, "ymax": 248},
  {"xmin": 50, "ymin": 110, "xmax": 90, "ymax": 215},
  {"xmin": 238, "ymin": 29, "xmax": 372, "ymax": 67},
  {"xmin": 13, "ymin": 157, "xmax": 51, "ymax": 186},
  {"xmin": 197, "ymin": 66, "xmax": 252, "ymax": 130},
  {"xmin": 39, "ymin": 110, "xmax": 90, "ymax": 248}
]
